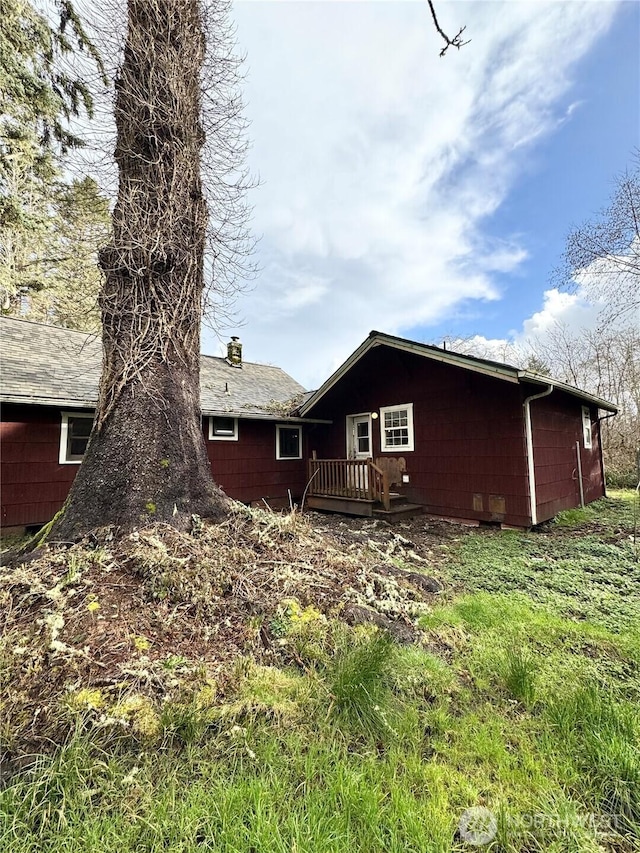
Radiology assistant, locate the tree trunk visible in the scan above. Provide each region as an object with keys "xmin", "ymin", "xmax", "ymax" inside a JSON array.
[{"xmin": 50, "ymin": 0, "xmax": 229, "ymax": 541}]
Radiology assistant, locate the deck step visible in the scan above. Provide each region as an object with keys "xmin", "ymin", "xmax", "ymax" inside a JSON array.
[
  {"xmin": 307, "ymin": 495, "xmax": 375, "ymax": 517},
  {"xmin": 389, "ymin": 493, "xmax": 408, "ymax": 506},
  {"xmin": 372, "ymin": 502, "xmax": 424, "ymax": 521},
  {"xmin": 306, "ymin": 492, "xmax": 421, "ymax": 520}
]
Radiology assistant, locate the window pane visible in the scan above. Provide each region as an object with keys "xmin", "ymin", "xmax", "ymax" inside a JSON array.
[
  {"xmin": 67, "ymin": 417, "xmax": 92, "ymax": 459},
  {"xmin": 383, "ymin": 408, "xmax": 410, "ymax": 448},
  {"xmin": 213, "ymin": 417, "xmax": 235, "ymax": 435},
  {"xmin": 356, "ymin": 420, "xmax": 370, "ymax": 454},
  {"xmin": 71, "ymin": 418, "xmax": 93, "ymax": 438},
  {"xmin": 582, "ymin": 407, "xmax": 592, "ymax": 448},
  {"xmin": 384, "ymin": 409, "xmax": 407, "ymax": 429},
  {"xmin": 385, "ymin": 428, "xmax": 408, "ymax": 447},
  {"xmin": 279, "ymin": 427, "xmax": 300, "ymax": 458}
]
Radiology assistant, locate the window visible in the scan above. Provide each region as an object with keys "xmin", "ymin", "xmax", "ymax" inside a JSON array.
[
  {"xmin": 356, "ymin": 420, "xmax": 370, "ymax": 455},
  {"xmin": 276, "ymin": 425, "xmax": 302, "ymax": 460},
  {"xmin": 582, "ymin": 406, "xmax": 592, "ymax": 449},
  {"xmin": 208, "ymin": 416, "xmax": 238, "ymax": 441},
  {"xmin": 379, "ymin": 404, "xmax": 414, "ymax": 452},
  {"xmin": 59, "ymin": 412, "xmax": 94, "ymax": 464}
]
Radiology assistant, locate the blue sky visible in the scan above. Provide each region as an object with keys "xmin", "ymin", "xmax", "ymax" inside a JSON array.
[
  {"xmin": 448, "ymin": 0, "xmax": 639, "ymax": 343},
  {"xmin": 203, "ymin": 1, "xmax": 639, "ymax": 388}
]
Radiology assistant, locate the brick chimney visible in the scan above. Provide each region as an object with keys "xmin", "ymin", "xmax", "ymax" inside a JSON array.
[{"xmin": 227, "ymin": 336, "xmax": 242, "ymax": 368}]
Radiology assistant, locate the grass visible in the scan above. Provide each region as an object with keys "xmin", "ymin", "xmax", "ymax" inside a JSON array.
[
  {"xmin": 437, "ymin": 490, "xmax": 640, "ymax": 633},
  {"xmin": 327, "ymin": 629, "xmax": 398, "ymax": 737},
  {"xmin": 1, "ymin": 491, "xmax": 639, "ymax": 852}
]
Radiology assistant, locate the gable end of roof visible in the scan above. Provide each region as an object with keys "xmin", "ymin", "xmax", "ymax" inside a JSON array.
[{"xmin": 299, "ymin": 330, "xmax": 617, "ymax": 415}]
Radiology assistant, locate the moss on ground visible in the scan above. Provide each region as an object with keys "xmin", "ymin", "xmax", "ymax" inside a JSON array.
[{"xmin": 1, "ymin": 491, "xmax": 638, "ymax": 852}]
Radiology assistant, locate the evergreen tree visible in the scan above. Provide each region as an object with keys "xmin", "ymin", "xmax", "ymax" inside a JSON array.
[
  {"xmin": 26, "ymin": 177, "xmax": 111, "ymax": 329},
  {"xmin": 0, "ymin": 0, "xmax": 106, "ymax": 322}
]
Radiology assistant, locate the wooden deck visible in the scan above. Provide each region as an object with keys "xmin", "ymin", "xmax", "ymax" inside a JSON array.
[
  {"xmin": 306, "ymin": 457, "xmax": 424, "ymax": 520},
  {"xmin": 307, "ymin": 457, "xmax": 390, "ymax": 507},
  {"xmin": 306, "ymin": 494, "xmax": 376, "ymax": 517}
]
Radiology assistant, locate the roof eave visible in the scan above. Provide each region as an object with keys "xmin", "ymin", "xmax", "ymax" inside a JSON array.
[
  {"xmin": 299, "ymin": 331, "xmax": 618, "ymax": 417},
  {"xmin": 1, "ymin": 394, "xmax": 97, "ymax": 409},
  {"xmin": 1, "ymin": 396, "xmax": 331, "ymax": 423},
  {"xmin": 203, "ymin": 409, "xmax": 331, "ymax": 424},
  {"xmin": 518, "ymin": 372, "xmax": 618, "ymax": 413},
  {"xmin": 299, "ymin": 332, "xmax": 520, "ymax": 415}
]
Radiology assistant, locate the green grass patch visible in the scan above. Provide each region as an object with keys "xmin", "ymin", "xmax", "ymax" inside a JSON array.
[
  {"xmin": 436, "ymin": 493, "xmax": 640, "ymax": 634},
  {"xmin": 2, "ymin": 492, "xmax": 639, "ymax": 852},
  {"xmin": 326, "ymin": 629, "xmax": 398, "ymax": 738},
  {"xmin": 554, "ymin": 490, "xmax": 640, "ymax": 530}
]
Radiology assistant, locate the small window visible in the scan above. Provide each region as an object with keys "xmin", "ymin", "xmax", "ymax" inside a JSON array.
[
  {"xmin": 379, "ymin": 404, "xmax": 414, "ymax": 452},
  {"xmin": 276, "ymin": 425, "xmax": 302, "ymax": 460},
  {"xmin": 582, "ymin": 406, "xmax": 592, "ymax": 449},
  {"xmin": 208, "ymin": 416, "xmax": 238, "ymax": 441},
  {"xmin": 59, "ymin": 412, "xmax": 94, "ymax": 464}
]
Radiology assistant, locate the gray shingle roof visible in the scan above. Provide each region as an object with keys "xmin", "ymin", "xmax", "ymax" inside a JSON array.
[{"xmin": 0, "ymin": 317, "xmax": 306, "ymax": 418}]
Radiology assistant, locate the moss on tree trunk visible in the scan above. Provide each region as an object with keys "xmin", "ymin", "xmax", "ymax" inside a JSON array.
[{"xmin": 50, "ymin": 0, "xmax": 229, "ymax": 541}]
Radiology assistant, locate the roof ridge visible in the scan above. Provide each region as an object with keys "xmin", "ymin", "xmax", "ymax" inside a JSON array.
[
  {"xmin": 200, "ymin": 352, "xmax": 289, "ymax": 371},
  {"xmin": 1, "ymin": 317, "xmax": 290, "ymax": 373},
  {"xmin": 0, "ymin": 316, "xmax": 96, "ymax": 340}
]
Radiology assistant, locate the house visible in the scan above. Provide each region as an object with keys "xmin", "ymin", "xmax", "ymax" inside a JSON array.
[
  {"xmin": 299, "ymin": 331, "xmax": 617, "ymax": 527},
  {"xmin": 0, "ymin": 317, "xmax": 326, "ymax": 530},
  {"xmin": 0, "ymin": 319, "xmax": 617, "ymax": 532}
]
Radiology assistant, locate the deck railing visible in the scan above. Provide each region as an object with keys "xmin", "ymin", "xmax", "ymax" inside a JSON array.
[{"xmin": 307, "ymin": 458, "xmax": 390, "ymax": 511}]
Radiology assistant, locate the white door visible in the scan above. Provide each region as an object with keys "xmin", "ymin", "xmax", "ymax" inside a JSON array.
[
  {"xmin": 347, "ymin": 414, "xmax": 372, "ymax": 459},
  {"xmin": 347, "ymin": 414, "xmax": 371, "ymax": 493}
]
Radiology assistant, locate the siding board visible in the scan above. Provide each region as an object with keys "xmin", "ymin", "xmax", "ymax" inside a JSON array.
[
  {"xmin": 530, "ymin": 391, "xmax": 605, "ymax": 523},
  {"xmin": 306, "ymin": 346, "xmax": 532, "ymax": 527},
  {"xmin": 1, "ymin": 405, "xmax": 308, "ymax": 527},
  {"xmin": 1, "ymin": 406, "xmax": 81, "ymax": 526}
]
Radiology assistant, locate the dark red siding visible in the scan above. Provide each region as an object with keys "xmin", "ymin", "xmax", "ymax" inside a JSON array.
[
  {"xmin": 306, "ymin": 347, "xmax": 532, "ymax": 527},
  {"xmin": 0, "ymin": 364, "xmax": 608, "ymax": 532},
  {"xmin": 1, "ymin": 405, "xmax": 82, "ymax": 528},
  {"xmin": 1, "ymin": 405, "xmax": 308, "ymax": 528},
  {"xmin": 205, "ymin": 418, "xmax": 307, "ymax": 505},
  {"xmin": 529, "ymin": 389, "xmax": 605, "ymax": 523}
]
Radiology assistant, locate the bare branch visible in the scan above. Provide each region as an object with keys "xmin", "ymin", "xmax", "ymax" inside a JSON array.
[
  {"xmin": 554, "ymin": 153, "xmax": 640, "ymax": 325},
  {"xmin": 427, "ymin": 0, "xmax": 470, "ymax": 57}
]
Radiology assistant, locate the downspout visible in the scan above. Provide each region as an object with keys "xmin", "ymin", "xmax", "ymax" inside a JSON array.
[
  {"xmin": 523, "ymin": 384, "xmax": 553, "ymax": 526},
  {"xmin": 575, "ymin": 442, "xmax": 585, "ymax": 508},
  {"xmin": 595, "ymin": 411, "xmax": 617, "ymax": 497}
]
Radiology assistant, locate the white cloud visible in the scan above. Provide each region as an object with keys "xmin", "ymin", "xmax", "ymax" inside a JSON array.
[
  {"xmin": 520, "ymin": 288, "xmax": 600, "ymax": 339},
  {"xmin": 201, "ymin": 0, "xmax": 620, "ymax": 387},
  {"xmin": 447, "ymin": 285, "xmax": 606, "ymax": 369}
]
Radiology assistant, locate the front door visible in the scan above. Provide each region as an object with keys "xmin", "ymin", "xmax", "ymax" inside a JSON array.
[
  {"xmin": 346, "ymin": 414, "xmax": 371, "ymax": 494},
  {"xmin": 347, "ymin": 414, "xmax": 372, "ymax": 460}
]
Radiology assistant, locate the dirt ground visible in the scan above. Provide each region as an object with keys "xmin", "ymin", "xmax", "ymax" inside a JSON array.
[{"xmin": 1, "ymin": 505, "xmax": 465, "ymax": 756}]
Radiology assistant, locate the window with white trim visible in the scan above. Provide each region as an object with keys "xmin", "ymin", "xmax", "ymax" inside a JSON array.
[
  {"xmin": 276, "ymin": 424, "xmax": 302, "ymax": 460},
  {"xmin": 59, "ymin": 412, "xmax": 94, "ymax": 464},
  {"xmin": 379, "ymin": 404, "xmax": 414, "ymax": 452},
  {"xmin": 208, "ymin": 416, "xmax": 238, "ymax": 441},
  {"xmin": 582, "ymin": 406, "xmax": 592, "ymax": 449}
]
